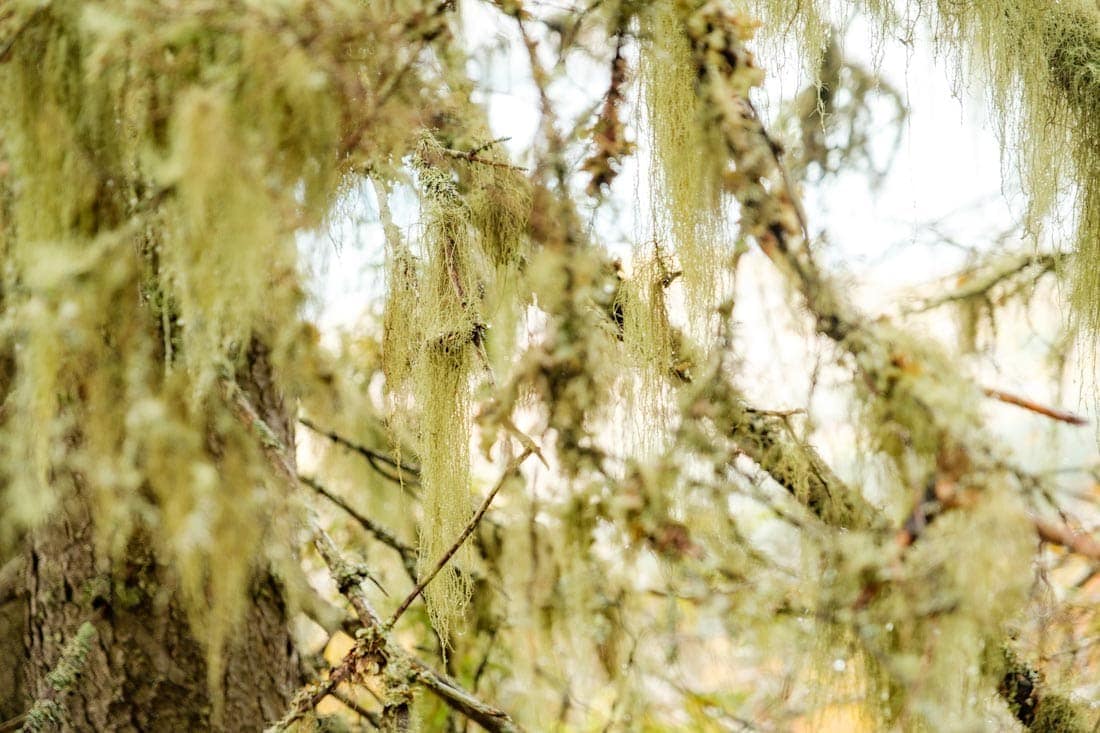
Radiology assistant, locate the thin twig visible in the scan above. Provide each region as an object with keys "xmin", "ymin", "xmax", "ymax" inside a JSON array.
[
  {"xmin": 1035, "ymin": 518, "xmax": 1100, "ymax": 561},
  {"xmin": 299, "ymin": 416, "xmax": 420, "ymax": 488},
  {"xmin": 332, "ymin": 683, "xmax": 383, "ymax": 728},
  {"xmin": 982, "ymin": 387, "xmax": 1089, "ymax": 426},
  {"xmin": 441, "ymin": 143, "xmax": 526, "ymax": 171},
  {"xmin": 301, "ymin": 474, "xmax": 419, "ymax": 582},
  {"xmin": 906, "ymin": 252, "xmax": 1064, "ymax": 314},
  {"xmin": 386, "ymin": 449, "xmax": 532, "ymax": 629}
]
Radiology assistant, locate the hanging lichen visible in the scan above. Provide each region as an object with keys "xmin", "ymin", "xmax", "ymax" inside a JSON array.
[
  {"xmin": 639, "ymin": 0, "xmax": 727, "ymax": 326},
  {"xmin": 0, "ymin": 0, "xmax": 421, "ymax": 693},
  {"xmin": 401, "ymin": 138, "xmax": 484, "ymax": 638}
]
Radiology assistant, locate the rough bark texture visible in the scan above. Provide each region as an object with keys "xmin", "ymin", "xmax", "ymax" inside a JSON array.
[
  {"xmin": 0, "ymin": 558, "xmax": 27, "ymax": 723},
  {"xmin": 19, "ymin": 342, "xmax": 300, "ymax": 732}
]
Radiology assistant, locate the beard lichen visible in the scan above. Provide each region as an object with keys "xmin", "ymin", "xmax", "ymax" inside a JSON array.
[
  {"xmin": 639, "ymin": 0, "xmax": 728, "ymax": 326},
  {"xmin": 0, "ymin": 0, "xmax": 388, "ymax": 698},
  {"xmin": 391, "ymin": 140, "xmax": 486, "ymax": 638}
]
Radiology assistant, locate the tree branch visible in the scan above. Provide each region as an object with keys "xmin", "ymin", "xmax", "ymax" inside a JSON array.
[
  {"xmin": 981, "ymin": 387, "xmax": 1089, "ymax": 426},
  {"xmin": 226, "ymin": 384, "xmax": 523, "ymax": 733},
  {"xmin": 1034, "ymin": 518, "xmax": 1100, "ymax": 561},
  {"xmin": 299, "ymin": 416, "xmax": 420, "ymax": 489}
]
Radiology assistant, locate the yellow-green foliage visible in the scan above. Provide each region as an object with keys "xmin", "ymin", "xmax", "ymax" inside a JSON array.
[
  {"xmin": 640, "ymin": 0, "xmax": 726, "ymax": 324},
  {"xmin": 0, "ymin": 0, "xmax": 384, "ymax": 685}
]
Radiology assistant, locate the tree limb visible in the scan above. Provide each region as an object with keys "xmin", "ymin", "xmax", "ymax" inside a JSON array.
[
  {"xmin": 299, "ymin": 416, "xmax": 420, "ymax": 489},
  {"xmin": 226, "ymin": 384, "xmax": 523, "ymax": 733}
]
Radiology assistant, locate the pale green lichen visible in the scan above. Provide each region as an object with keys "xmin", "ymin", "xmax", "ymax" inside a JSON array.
[
  {"xmin": 0, "ymin": 0, "xmax": 376, "ymax": 699},
  {"xmin": 639, "ymin": 0, "xmax": 727, "ymax": 326}
]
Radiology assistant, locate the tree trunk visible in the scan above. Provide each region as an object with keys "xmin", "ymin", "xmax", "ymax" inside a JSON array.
[
  {"xmin": 18, "ymin": 342, "xmax": 300, "ymax": 732},
  {"xmin": 0, "ymin": 557, "xmax": 27, "ymax": 725}
]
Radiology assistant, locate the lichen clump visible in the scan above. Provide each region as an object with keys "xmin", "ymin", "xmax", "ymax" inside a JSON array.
[{"xmin": 0, "ymin": 0, "xmax": 395, "ymax": 680}]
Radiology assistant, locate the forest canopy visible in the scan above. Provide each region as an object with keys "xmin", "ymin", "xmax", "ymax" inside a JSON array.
[{"xmin": 1, "ymin": 0, "xmax": 1099, "ymax": 730}]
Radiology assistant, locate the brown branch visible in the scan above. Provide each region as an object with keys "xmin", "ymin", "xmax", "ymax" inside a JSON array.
[
  {"xmin": 582, "ymin": 30, "xmax": 633, "ymax": 197},
  {"xmin": 386, "ymin": 449, "xmax": 532, "ymax": 629},
  {"xmin": 227, "ymin": 384, "xmax": 523, "ymax": 733},
  {"xmin": 982, "ymin": 387, "xmax": 1089, "ymax": 426},
  {"xmin": 1034, "ymin": 518, "xmax": 1100, "ymax": 561}
]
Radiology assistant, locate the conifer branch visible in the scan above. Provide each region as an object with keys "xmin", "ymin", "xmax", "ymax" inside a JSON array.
[{"xmin": 684, "ymin": 11, "xmax": 1095, "ymax": 727}]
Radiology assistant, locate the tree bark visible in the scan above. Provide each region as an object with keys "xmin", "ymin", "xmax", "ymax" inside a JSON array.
[
  {"xmin": 20, "ymin": 342, "xmax": 300, "ymax": 732},
  {"xmin": 0, "ymin": 557, "xmax": 27, "ymax": 724}
]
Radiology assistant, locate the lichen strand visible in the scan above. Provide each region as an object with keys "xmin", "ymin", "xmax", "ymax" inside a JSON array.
[
  {"xmin": 640, "ymin": 0, "xmax": 727, "ymax": 326},
  {"xmin": 616, "ymin": 249, "xmax": 683, "ymax": 449},
  {"xmin": 466, "ymin": 161, "xmax": 532, "ymax": 270},
  {"xmin": 403, "ymin": 146, "xmax": 484, "ymax": 637},
  {"xmin": 916, "ymin": 0, "xmax": 1100, "ymax": 338},
  {"xmin": 414, "ymin": 343, "xmax": 474, "ymax": 642}
]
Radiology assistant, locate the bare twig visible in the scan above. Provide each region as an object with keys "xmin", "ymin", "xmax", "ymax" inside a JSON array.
[
  {"xmin": 332, "ymin": 689, "xmax": 382, "ymax": 729},
  {"xmin": 299, "ymin": 416, "xmax": 420, "ymax": 488},
  {"xmin": 1035, "ymin": 518, "xmax": 1100, "ymax": 561},
  {"xmin": 386, "ymin": 449, "xmax": 533, "ymax": 629},
  {"xmin": 441, "ymin": 139, "xmax": 526, "ymax": 171},
  {"xmin": 226, "ymin": 383, "xmax": 523, "ymax": 733},
  {"xmin": 906, "ymin": 253, "xmax": 1065, "ymax": 314},
  {"xmin": 301, "ymin": 474, "xmax": 419, "ymax": 581},
  {"xmin": 982, "ymin": 387, "xmax": 1089, "ymax": 426}
]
